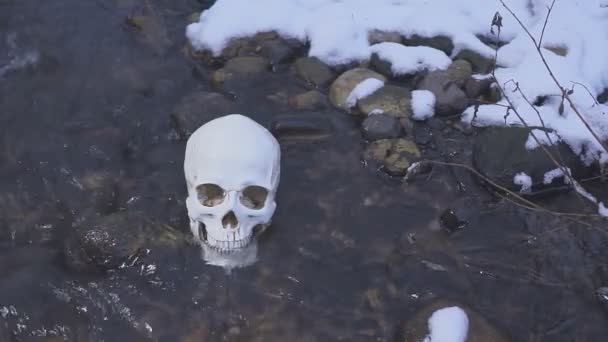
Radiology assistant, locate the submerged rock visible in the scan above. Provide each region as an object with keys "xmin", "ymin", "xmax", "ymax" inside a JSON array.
[
  {"xmin": 170, "ymin": 91, "xmax": 237, "ymax": 138},
  {"xmin": 473, "ymin": 126, "xmax": 589, "ymax": 194},
  {"xmin": 270, "ymin": 113, "xmax": 333, "ymax": 141},
  {"xmin": 417, "ymin": 71, "xmax": 469, "ymax": 117},
  {"xmin": 357, "ymin": 85, "xmax": 412, "ymax": 118},
  {"xmin": 363, "ymin": 138, "xmax": 421, "ymax": 176},
  {"xmin": 294, "ymin": 57, "xmax": 335, "ymax": 87},
  {"xmin": 288, "ymin": 90, "xmax": 329, "ymax": 110},
  {"xmin": 63, "ymin": 211, "xmax": 187, "ymax": 273},
  {"xmin": 361, "ymin": 114, "xmax": 402, "ymax": 141},
  {"xmin": 212, "ymin": 56, "xmax": 269, "ymax": 86},
  {"xmin": 329, "ymin": 68, "xmax": 386, "ymax": 110}
]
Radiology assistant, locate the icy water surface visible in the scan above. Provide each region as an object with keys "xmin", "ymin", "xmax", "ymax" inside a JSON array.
[{"xmin": 1, "ymin": 0, "xmax": 608, "ymax": 341}]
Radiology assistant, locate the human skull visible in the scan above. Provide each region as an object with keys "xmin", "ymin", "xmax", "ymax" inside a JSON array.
[{"xmin": 184, "ymin": 114, "xmax": 280, "ymax": 252}]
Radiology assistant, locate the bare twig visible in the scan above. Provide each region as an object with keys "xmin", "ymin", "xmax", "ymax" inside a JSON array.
[{"xmin": 538, "ymin": 0, "xmax": 556, "ymax": 48}]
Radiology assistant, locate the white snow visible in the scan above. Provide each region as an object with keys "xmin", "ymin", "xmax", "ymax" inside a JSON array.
[
  {"xmin": 411, "ymin": 90, "xmax": 436, "ymax": 121},
  {"xmin": 422, "ymin": 306, "xmax": 469, "ymax": 342},
  {"xmin": 370, "ymin": 43, "xmax": 451, "ymax": 76},
  {"xmin": 344, "ymin": 78, "xmax": 384, "ymax": 108},
  {"xmin": 543, "ymin": 167, "xmax": 570, "ymax": 185},
  {"xmin": 599, "ymin": 202, "xmax": 608, "ymax": 217},
  {"xmin": 525, "ymin": 129, "xmax": 561, "ymax": 150},
  {"xmin": 187, "ymin": 0, "xmax": 608, "ymax": 164},
  {"xmin": 513, "ymin": 172, "xmax": 532, "ymax": 193}
]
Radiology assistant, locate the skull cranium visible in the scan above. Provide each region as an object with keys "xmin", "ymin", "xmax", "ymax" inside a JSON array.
[{"xmin": 184, "ymin": 114, "xmax": 280, "ymax": 252}]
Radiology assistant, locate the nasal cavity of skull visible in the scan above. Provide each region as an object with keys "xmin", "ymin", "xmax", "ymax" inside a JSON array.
[
  {"xmin": 240, "ymin": 186, "xmax": 268, "ymax": 209},
  {"xmin": 197, "ymin": 183, "xmax": 225, "ymax": 207},
  {"xmin": 222, "ymin": 211, "xmax": 238, "ymax": 229}
]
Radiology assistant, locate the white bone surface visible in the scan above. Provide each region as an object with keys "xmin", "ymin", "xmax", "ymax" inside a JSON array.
[{"xmin": 184, "ymin": 114, "xmax": 280, "ymax": 252}]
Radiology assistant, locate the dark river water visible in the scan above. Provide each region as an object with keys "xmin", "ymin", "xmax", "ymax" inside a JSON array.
[{"xmin": 1, "ymin": 0, "xmax": 608, "ymax": 341}]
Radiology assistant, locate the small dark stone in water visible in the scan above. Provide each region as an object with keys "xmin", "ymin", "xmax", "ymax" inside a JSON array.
[
  {"xmin": 260, "ymin": 39, "xmax": 298, "ymax": 66},
  {"xmin": 361, "ymin": 113, "xmax": 402, "ymax": 141},
  {"xmin": 596, "ymin": 287, "xmax": 608, "ymax": 313},
  {"xmin": 439, "ymin": 209, "xmax": 467, "ymax": 234},
  {"xmin": 294, "ymin": 57, "xmax": 335, "ymax": 88}
]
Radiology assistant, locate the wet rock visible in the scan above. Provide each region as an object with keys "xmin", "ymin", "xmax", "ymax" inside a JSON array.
[
  {"xmin": 402, "ymin": 34, "xmax": 454, "ymax": 55},
  {"xmin": 270, "ymin": 113, "xmax": 333, "ymax": 141},
  {"xmin": 465, "ymin": 77, "xmax": 493, "ymax": 99},
  {"xmin": 398, "ymin": 300, "xmax": 509, "ymax": 342},
  {"xmin": 220, "ymin": 32, "xmax": 278, "ymax": 59},
  {"xmin": 79, "ymin": 171, "xmax": 118, "ymax": 216},
  {"xmin": 329, "ymin": 68, "xmax": 386, "ymax": 110},
  {"xmin": 361, "ymin": 114, "xmax": 402, "ymax": 141},
  {"xmin": 447, "ymin": 60, "xmax": 473, "ymax": 87},
  {"xmin": 363, "ymin": 138, "xmax": 421, "ymax": 176},
  {"xmin": 367, "ymin": 30, "xmax": 402, "ymax": 44},
  {"xmin": 170, "ymin": 91, "xmax": 237, "ymax": 138},
  {"xmin": 294, "ymin": 57, "xmax": 335, "ymax": 88},
  {"xmin": 259, "ymin": 38, "xmax": 301, "ymax": 67},
  {"xmin": 414, "ymin": 126, "xmax": 434, "ymax": 145},
  {"xmin": 288, "ymin": 90, "xmax": 329, "ymax": 110},
  {"xmin": 439, "ymin": 209, "xmax": 468, "ymax": 235},
  {"xmin": 454, "ymin": 49, "xmax": 494, "ymax": 74},
  {"xmin": 418, "ymin": 71, "xmax": 469, "ymax": 116},
  {"xmin": 63, "ymin": 211, "xmax": 186, "ymax": 273},
  {"xmin": 357, "ymin": 85, "xmax": 411, "ymax": 118},
  {"xmin": 369, "ymin": 53, "xmax": 394, "ymax": 78},
  {"xmin": 473, "ymin": 126, "xmax": 589, "ymax": 194},
  {"xmin": 211, "ymin": 56, "xmax": 269, "ymax": 86}
]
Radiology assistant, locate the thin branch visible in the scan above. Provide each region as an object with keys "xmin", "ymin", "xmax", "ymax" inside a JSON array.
[{"xmin": 538, "ymin": 0, "xmax": 557, "ymax": 48}]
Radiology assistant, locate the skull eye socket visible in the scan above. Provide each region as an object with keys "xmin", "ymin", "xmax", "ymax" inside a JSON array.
[
  {"xmin": 196, "ymin": 183, "xmax": 225, "ymax": 207},
  {"xmin": 240, "ymin": 186, "xmax": 268, "ymax": 209}
]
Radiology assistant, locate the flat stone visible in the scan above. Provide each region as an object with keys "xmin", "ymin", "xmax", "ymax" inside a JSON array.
[
  {"xmin": 288, "ymin": 90, "xmax": 329, "ymax": 110},
  {"xmin": 473, "ymin": 126, "xmax": 589, "ymax": 194},
  {"xmin": 212, "ymin": 56, "xmax": 269, "ymax": 86},
  {"xmin": 294, "ymin": 57, "xmax": 335, "ymax": 87},
  {"xmin": 363, "ymin": 138, "xmax": 421, "ymax": 176},
  {"xmin": 329, "ymin": 68, "xmax": 386, "ymax": 110},
  {"xmin": 361, "ymin": 114, "xmax": 402, "ymax": 141},
  {"xmin": 270, "ymin": 113, "xmax": 333, "ymax": 141},
  {"xmin": 357, "ymin": 85, "xmax": 411, "ymax": 118}
]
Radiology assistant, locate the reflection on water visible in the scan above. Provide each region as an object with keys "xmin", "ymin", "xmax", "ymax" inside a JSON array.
[{"xmin": 1, "ymin": 0, "xmax": 608, "ymax": 341}]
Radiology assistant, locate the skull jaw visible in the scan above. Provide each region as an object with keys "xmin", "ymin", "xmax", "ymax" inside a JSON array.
[{"xmin": 191, "ymin": 220, "xmax": 268, "ymax": 253}]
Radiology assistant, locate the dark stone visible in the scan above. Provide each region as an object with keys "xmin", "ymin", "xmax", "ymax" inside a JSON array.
[
  {"xmin": 597, "ymin": 88, "xmax": 608, "ymax": 104},
  {"xmin": 454, "ymin": 49, "xmax": 494, "ymax": 74},
  {"xmin": 439, "ymin": 209, "xmax": 468, "ymax": 234},
  {"xmin": 361, "ymin": 114, "xmax": 402, "ymax": 141},
  {"xmin": 259, "ymin": 38, "xmax": 300, "ymax": 66},
  {"xmin": 402, "ymin": 34, "xmax": 454, "ymax": 55},
  {"xmin": 288, "ymin": 90, "xmax": 329, "ymax": 110},
  {"xmin": 294, "ymin": 57, "xmax": 335, "ymax": 87},
  {"xmin": 446, "ymin": 60, "xmax": 473, "ymax": 86},
  {"xmin": 357, "ymin": 85, "xmax": 411, "ymax": 118},
  {"xmin": 473, "ymin": 126, "xmax": 590, "ymax": 194},
  {"xmin": 63, "ymin": 211, "xmax": 186, "ymax": 273},
  {"xmin": 418, "ymin": 71, "xmax": 469, "ymax": 116},
  {"xmin": 370, "ymin": 52, "xmax": 394, "ymax": 78},
  {"xmin": 170, "ymin": 91, "xmax": 237, "ymax": 139},
  {"xmin": 465, "ymin": 77, "xmax": 493, "ymax": 98},
  {"xmin": 270, "ymin": 113, "xmax": 333, "ymax": 140},
  {"xmin": 414, "ymin": 126, "xmax": 433, "ymax": 145}
]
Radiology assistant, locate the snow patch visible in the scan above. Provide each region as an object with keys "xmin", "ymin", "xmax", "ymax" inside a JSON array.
[
  {"xmin": 525, "ymin": 129, "xmax": 561, "ymax": 150},
  {"xmin": 370, "ymin": 42, "xmax": 451, "ymax": 76},
  {"xmin": 513, "ymin": 172, "xmax": 532, "ymax": 193},
  {"xmin": 599, "ymin": 202, "xmax": 608, "ymax": 217},
  {"xmin": 345, "ymin": 78, "xmax": 384, "ymax": 108},
  {"xmin": 423, "ymin": 306, "xmax": 469, "ymax": 342},
  {"xmin": 411, "ymin": 90, "xmax": 436, "ymax": 121}
]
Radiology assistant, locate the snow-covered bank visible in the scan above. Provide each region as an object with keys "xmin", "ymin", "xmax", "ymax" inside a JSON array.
[{"xmin": 187, "ymin": 0, "xmax": 608, "ymax": 166}]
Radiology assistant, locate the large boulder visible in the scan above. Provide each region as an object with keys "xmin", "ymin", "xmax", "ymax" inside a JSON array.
[
  {"xmin": 329, "ymin": 68, "xmax": 386, "ymax": 110},
  {"xmin": 473, "ymin": 126, "xmax": 589, "ymax": 194}
]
